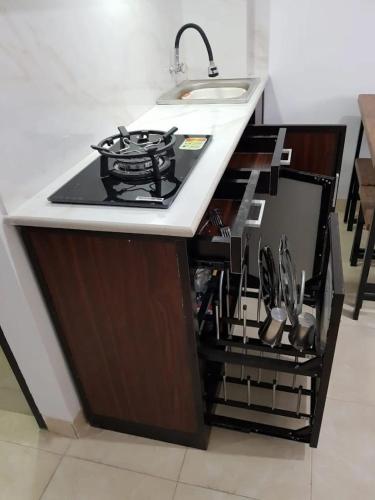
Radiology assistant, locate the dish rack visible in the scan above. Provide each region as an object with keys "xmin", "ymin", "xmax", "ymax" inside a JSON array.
[{"xmin": 195, "ymin": 214, "xmax": 344, "ymax": 447}]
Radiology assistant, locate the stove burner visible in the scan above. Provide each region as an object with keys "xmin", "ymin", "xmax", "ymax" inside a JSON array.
[
  {"xmin": 91, "ymin": 126, "xmax": 178, "ymax": 181},
  {"xmin": 111, "ymin": 156, "xmax": 171, "ymax": 181}
]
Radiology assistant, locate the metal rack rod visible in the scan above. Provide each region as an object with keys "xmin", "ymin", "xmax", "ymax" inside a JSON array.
[
  {"xmin": 223, "ymin": 375, "xmax": 312, "ymax": 396},
  {"xmin": 199, "ymin": 346, "xmax": 322, "ymax": 377}
]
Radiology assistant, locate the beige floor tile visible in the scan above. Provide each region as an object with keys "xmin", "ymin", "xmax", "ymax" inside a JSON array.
[
  {"xmin": 328, "ymin": 323, "xmax": 375, "ymax": 406},
  {"xmin": 66, "ymin": 427, "xmax": 185, "ymax": 480},
  {"xmin": 312, "ymin": 398, "xmax": 375, "ymax": 500},
  {"xmin": 0, "ymin": 409, "xmax": 71, "ymax": 454},
  {"xmin": 41, "ymin": 456, "xmax": 176, "ymax": 500},
  {"xmin": 0, "ymin": 349, "xmax": 31, "ymax": 415},
  {"xmin": 174, "ymin": 483, "xmax": 252, "ymax": 500},
  {"xmin": 180, "ymin": 427, "xmax": 311, "ymax": 500},
  {"xmin": 0, "ymin": 440, "xmax": 60, "ymax": 500}
]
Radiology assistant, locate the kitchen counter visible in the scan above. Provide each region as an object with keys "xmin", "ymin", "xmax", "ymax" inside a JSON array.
[{"xmin": 5, "ymin": 77, "xmax": 267, "ymax": 237}]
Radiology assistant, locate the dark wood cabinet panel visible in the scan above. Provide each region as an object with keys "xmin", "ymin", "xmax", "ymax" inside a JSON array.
[
  {"xmin": 22, "ymin": 227, "xmax": 207, "ymax": 447},
  {"xmin": 283, "ymin": 125, "xmax": 346, "ymax": 177}
]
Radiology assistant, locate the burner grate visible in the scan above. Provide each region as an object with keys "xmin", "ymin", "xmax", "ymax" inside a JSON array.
[{"xmin": 91, "ymin": 126, "xmax": 178, "ymax": 181}]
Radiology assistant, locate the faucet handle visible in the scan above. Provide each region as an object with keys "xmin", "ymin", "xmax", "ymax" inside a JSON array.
[
  {"xmin": 208, "ymin": 61, "xmax": 219, "ymax": 78},
  {"xmin": 170, "ymin": 61, "xmax": 186, "ymax": 75}
]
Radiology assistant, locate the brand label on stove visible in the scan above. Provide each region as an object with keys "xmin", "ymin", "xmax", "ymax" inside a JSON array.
[
  {"xmin": 135, "ymin": 196, "xmax": 164, "ymax": 203},
  {"xmin": 179, "ymin": 136, "xmax": 207, "ymax": 151}
]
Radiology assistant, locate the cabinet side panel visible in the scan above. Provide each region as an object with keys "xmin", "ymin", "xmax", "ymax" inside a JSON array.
[
  {"xmin": 23, "ymin": 228, "xmax": 202, "ymax": 436},
  {"xmin": 284, "ymin": 127, "xmax": 345, "ymax": 177}
]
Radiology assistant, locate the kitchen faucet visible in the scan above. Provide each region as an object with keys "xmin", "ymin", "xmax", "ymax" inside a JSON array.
[{"xmin": 170, "ymin": 23, "xmax": 219, "ymax": 78}]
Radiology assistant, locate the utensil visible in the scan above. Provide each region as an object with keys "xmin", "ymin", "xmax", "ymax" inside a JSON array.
[
  {"xmin": 247, "ymin": 376, "xmax": 251, "ymax": 407},
  {"xmin": 289, "ymin": 311, "xmax": 316, "ymax": 351},
  {"xmin": 210, "ymin": 208, "xmax": 231, "ymax": 238},
  {"xmin": 226, "ymin": 268, "xmax": 232, "ymax": 338},
  {"xmin": 237, "ymin": 264, "xmax": 247, "ymax": 319},
  {"xmin": 298, "ymin": 270, "xmax": 306, "ymax": 315},
  {"xmin": 272, "ymin": 379, "xmax": 277, "ymax": 410},
  {"xmin": 241, "ymin": 304, "xmax": 247, "ymax": 380},
  {"xmin": 223, "ymin": 374, "xmax": 227, "ymax": 402},
  {"xmin": 215, "ymin": 300, "xmax": 220, "ymax": 340},
  {"xmin": 259, "ymin": 246, "xmax": 280, "ymax": 313},
  {"xmin": 279, "ymin": 235, "xmax": 298, "ymax": 326},
  {"xmin": 296, "ymin": 385, "xmax": 302, "ymax": 417},
  {"xmin": 198, "ymin": 218, "xmax": 210, "ymax": 235},
  {"xmin": 258, "ymin": 243, "xmax": 287, "ymax": 346},
  {"xmin": 219, "ymin": 270, "xmax": 224, "ymax": 317},
  {"xmin": 257, "ymin": 351, "xmax": 263, "ymax": 384},
  {"xmin": 258, "ymin": 307, "xmax": 287, "ymax": 347},
  {"xmin": 292, "ymin": 355, "xmax": 298, "ymax": 389},
  {"xmin": 274, "ymin": 352, "xmax": 280, "ymax": 385}
]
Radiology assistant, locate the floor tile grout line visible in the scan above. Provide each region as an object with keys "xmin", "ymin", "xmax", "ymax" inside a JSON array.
[
  {"xmin": 63, "ymin": 453, "xmax": 179, "ymax": 484},
  {"xmin": 176, "ymin": 448, "xmax": 187, "ymax": 483},
  {"xmin": 177, "ymin": 479, "xmax": 259, "ymax": 500},
  {"xmin": 172, "ymin": 481, "xmax": 179, "ymax": 500},
  {"xmin": 38, "ymin": 452, "xmax": 64, "ymax": 500},
  {"xmin": 0, "ymin": 437, "xmax": 67, "ymax": 456}
]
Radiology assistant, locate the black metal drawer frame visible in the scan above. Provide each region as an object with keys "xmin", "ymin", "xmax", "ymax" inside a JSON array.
[
  {"xmin": 190, "ymin": 127, "xmax": 288, "ymax": 274},
  {"xmin": 197, "ymin": 214, "xmax": 344, "ymax": 448},
  {"xmin": 225, "ymin": 126, "xmax": 287, "ymax": 196}
]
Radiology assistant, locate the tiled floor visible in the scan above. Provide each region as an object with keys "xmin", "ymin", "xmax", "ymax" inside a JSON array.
[
  {"xmin": 0, "ymin": 210, "xmax": 374, "ymax": 500},
  {"xmin": 0, "ymin": 348, "xmax": 32, "ymax": 415}
]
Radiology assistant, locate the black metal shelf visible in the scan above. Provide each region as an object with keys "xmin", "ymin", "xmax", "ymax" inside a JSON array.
[
  {"xmin": 207, "ymin": 414, "xmax": 312, "ymax": 444},
  {"xmin": 209, "ymin": 396, "xmax": 310, "ymax": 421}
]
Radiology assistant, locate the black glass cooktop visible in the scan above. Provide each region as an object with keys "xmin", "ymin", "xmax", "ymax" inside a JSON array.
[{"xmin": 49, "ymin": 134, "xmax": 211, "ymax": 209}]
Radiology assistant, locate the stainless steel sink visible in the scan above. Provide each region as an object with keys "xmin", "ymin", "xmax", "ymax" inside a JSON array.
[{"xmin": 157, "ymin": 78, "xmax": 261, "ymax": 105}]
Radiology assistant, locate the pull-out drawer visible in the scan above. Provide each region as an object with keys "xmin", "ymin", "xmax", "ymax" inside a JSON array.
[
  {"xmin": 190, "ymin": 127, "xmax": 288, "ymax": 273},
  {"xmin": 190, "ymin": 171, "xmax": 263, "ymax": 274},
  {"xmin": 196, "ymin": 213, "xmax": 344, "ymax": 447},
  {"xmin": 224, "ymin": 126, "xmax": 288, "ymax": 195}
]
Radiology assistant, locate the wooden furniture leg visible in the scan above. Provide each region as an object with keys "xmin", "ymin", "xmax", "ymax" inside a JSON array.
[
  {"xmin": 345, "ymin": 122, "xmax": 364, "ymax": 229},
  {"xmin": 353, "ymin": 209, "xmax": 375, "ymax": 319},
  {"xmin": 350, "ymin": 206, "xmax": 364, "ymax": 266}
]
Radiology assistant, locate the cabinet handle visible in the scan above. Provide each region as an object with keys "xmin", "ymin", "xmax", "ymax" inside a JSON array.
[
  {"xmin": 246, "ymin": 199, "xmax": 265, "ymax": 228},
  {"xmin": 280, "ymin": 148, "xmax": 292, "ymax": 166}
]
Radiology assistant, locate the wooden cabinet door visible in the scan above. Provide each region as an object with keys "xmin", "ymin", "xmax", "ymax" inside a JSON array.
[{"xmin": 23, "ymin": 227, "xmax": 207, "ymax": 449}]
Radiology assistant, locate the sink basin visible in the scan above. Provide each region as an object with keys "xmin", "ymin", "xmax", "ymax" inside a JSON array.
[
  {"xmin": 157, "ymin": 78, "xmax": 260, "ymax": 105},
  {"xmin": 181, "ymin": 87, "xmax": 247, "ymax": 100}
]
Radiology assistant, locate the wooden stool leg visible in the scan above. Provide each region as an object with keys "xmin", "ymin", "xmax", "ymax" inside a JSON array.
[
  {"xmin": 350, "ymin": 206, "xmax": 364, "ymax": 266},
  {"xmin": 347, "ymin": 173, "xmax": 359, "ymax": 231},
  {"xmin": 353, "ymin": 211, "xmax": 375, "ymax": 320},
  {"xmin": 346, "ymin": 122, "xmax": 364, "ymax": 229},
  {"xmin": 344, "ymin": 167, "xmax": 357, "ymax": 223}
]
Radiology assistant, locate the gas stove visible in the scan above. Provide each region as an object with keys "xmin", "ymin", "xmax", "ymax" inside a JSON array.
[{"xmin": 49, "ymin": 126, "xmax": 211, "ymax": 209}]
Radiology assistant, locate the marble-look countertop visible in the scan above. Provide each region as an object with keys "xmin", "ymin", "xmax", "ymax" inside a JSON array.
[{"xmin": 6, "ymin": 77, "xmax": 267, "ymax": 237}]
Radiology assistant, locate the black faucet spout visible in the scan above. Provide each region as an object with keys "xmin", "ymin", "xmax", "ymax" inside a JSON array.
[{"xmin": 172, "ymin": 23, "xmax": 219, "ymax": 78}]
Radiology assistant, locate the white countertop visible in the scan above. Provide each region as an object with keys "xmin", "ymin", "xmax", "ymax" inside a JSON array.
[{"xmin": 6, "ymin": 77, "xmax": 267, "ymax": 237}]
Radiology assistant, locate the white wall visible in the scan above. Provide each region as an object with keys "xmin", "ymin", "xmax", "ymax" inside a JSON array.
[
  {"xmin": 0, "ymin": 0, "xmax": 181, "ymax": 212},
  {"xmin": 0, "ymin": 198, "xmax": 80, "ymax": 421},
  {"xmin": 0, "ymin": 0, "xmax": 182, "ymax": 423},
  {"xmin": 180, "ymin": 0, "xmax": 248, "ymax": 80},
  {"xmin": 264, "ymin": 0, "xmax": 375, "ymax": 197}
]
